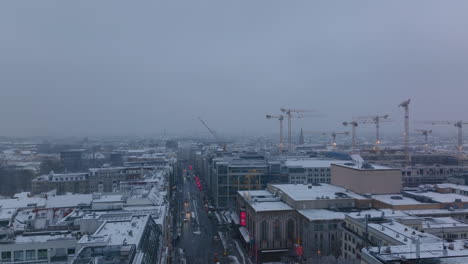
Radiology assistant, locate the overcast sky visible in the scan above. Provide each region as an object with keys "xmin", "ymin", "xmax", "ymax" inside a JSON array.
[{"xmin": 1, "ymin": 1, "xmax": 468, "ymax": 138}]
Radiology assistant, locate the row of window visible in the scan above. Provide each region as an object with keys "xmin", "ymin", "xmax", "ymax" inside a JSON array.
[
  {"xmin": 260, "ymin": 219, "xmax": 295, "ymax": 242},
  {"xmin": 54, "ymin": 176, "xmax": 86, "ymax": 181},
  {"xmin": 290, "ymin": 179, "xmax": 331, "ymax": 184},
  {"xmin": 1, "ymin": 249, "xmax": 50, "ymax": 262},
  {"xmin": 307, "ymin": 173, "xmax": 329, "ymax": 177}
]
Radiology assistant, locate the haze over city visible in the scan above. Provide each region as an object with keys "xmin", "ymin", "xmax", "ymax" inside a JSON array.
[
  {"xmin": 1, "ymin": 1, "xmax": 468, "ymax": 137},
  {"xmin": 4, "ymin": 2, "xmax": 468, "ymax": 264}
]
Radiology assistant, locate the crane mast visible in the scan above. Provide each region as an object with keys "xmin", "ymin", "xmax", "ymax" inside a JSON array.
[
  {"xmin": 415, "ymin": 129, "xmax": 432, "ymax": 153},
  {"xmin": 198, "ymin": 117, "xmax": 226, "ymax": 151},
  {"xmin": 356, "ymin": 114, "xmax": 389, "ymax": 152},
  {"xmin": 266, "ymin": 114, "xmax": 284, "ymax": 152},
  {"xmin": 423, "ymin": 120, "xmax": 468, "ymax": 157},
  {"xmin": 343, "ymin": 121, "xmax": 358, "ymax": 153},
  {"xmin": 280, "ymin": 108, "xmax": 316, "ymax": 153},
  {"xmin": 399, "ymin": 99, "xmax": 411, "ymax": 165}
]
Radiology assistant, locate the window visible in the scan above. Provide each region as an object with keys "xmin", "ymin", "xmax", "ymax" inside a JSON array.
[
  {"xmin": 260, "ymin": 221, "xmax": 269, "ymax": 241},
  {"xmin": 26, "ymin": 250, "xmax": 35, "ymax": 260},
  {"xmin": 1, "ymin": 251, "xmax": 11, "ymax": 261},
  {"xmin": 38, "ymin": 249, "xmax": 48, "ymax": 260},
  {"xmin": 14, "ymin": 251, "xmax": 24, "ymax": 261},
  {"xmin": 273, "ymin": 220, "xmax": 281, "ymax": 240},
  {"xmin": 67, "ymin": 248, "xmax": 76, "ymax": 255},
  {"xmin": 287, "ymin": 219, "xmax": 295, "ymax": 241}
]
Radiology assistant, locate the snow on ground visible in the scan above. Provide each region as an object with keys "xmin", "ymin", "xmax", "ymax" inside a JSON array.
[
  {"xmin": 234, "ymin": 240, "xmax": 246, "ymax": 264},
  {"xmin": 229, "ymin": 255, "xmax": 241, "ymax": 264},
  {"xmin": 215, "ymin": 212, "xmax": 223, "ymax": 224},
  {"xmin": 218, "ymin": 231, "xmax": 227, "ymax": 250}
]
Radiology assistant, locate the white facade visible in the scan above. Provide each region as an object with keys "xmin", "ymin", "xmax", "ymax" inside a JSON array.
[{"xmin": 284, "ymin": 159, "xmax": 342, "ymax": 184}]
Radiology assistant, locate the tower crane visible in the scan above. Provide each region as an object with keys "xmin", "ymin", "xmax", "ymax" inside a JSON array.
[
  {"xmin": 415, "ymin": 129, "xmax": 432, "ymax": 153},
  {"xmin": 280, "ymin": 108, "xmax": 317, "ymax": 152},
  {"xmin": 355, "ymin": 114, "xmax": 390, "ymax": 151},
  {"xmin": 423, "ymin": 120, "xmax": 468, "ymax": 156},
  {"xmin": 304, "ymin": 131, "xmax": 350, "ymax": 150},
  {"xmin": 342, "ymin": 120, "xmax": 359, "ymax": 152},
  {"xmin": 198, "ymin": 117, "xmax": 226, "ymax": 151},
  {"xmin": 266, "ymin": 114, "xmax": 284, "ymax": 152},
  {"xmin": 399, "ymin": 99, "xmax": 411, "ymax": 165}
]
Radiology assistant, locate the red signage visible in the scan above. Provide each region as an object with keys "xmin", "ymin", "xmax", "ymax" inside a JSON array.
[
  {"xmin": 295, "ymin": 244, "xmax": 303, "ymax": 256},
  {"xmin": 188, "ymin": 165, "xmax": 193, "ymax": 170},
  {"xmin": 240, "ymin": 211, "xmax": 246, "ymax": 226}
]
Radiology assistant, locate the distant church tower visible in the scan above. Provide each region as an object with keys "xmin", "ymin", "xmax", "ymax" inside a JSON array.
[{"xmin": 298, "ymin": 128, "xmax": 304, "ymax": 145}]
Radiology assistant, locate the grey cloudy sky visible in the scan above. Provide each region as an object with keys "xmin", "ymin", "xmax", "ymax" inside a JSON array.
[{"xmin": 1, "ymin": 1, "xmax": 468, "ymax": 137}]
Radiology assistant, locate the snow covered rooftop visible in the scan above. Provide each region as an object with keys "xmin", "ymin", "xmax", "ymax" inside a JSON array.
[
  {"xmin": 238, "ymin": 190, "xmax": 293, "ymax": 212},
  {"xmin": 364, "ymin": 240, "xmax": 468, "ymax": 262},
  {"xmin": 92, "ymin": 195, "xmax": 123, "ymax": 203},
  {"xmin": 405, "ymin": 191, "xmax": 468, "ymax": 203},
  {"xmin": 14, "ymin": 233, "xmax": 77, "ymax": 244},
  {"xmin": 422, "ymin": 217, "xmax": 468, "ymax": 228},
  {"xmin": 46, "ymin": 194, "xmax": 93, "ymax": 208},
  {"xmin": 403, "ymin": 208, "xmax": 468, "ymax": 216},
  {"xmin": 299, "ymin": 209, "xmax": 346, "ymax": 221},
  {"xmin": 82, "ymin": 215, "xmax": 149, "ymax": 246},
  {"xmin": 368, "ymin": 221, "xmax": 441, "ymax": 245},
  {"xmin": 0, "ymin": 208, "xmax": 16, "ymax": 221},
  {"xmin": 285, "ymin": 159, "xmax": 343, "ymax": 168},
  {"xmin": 270, "ymin": 183, "xmax": 368, "ymax": 201},
  {"xmin": 437, "ymin": 183, "xmax": 468, "ymax": 192},
  {"xmin": 0, "ymin": 196, "xmax": 46, "ymax": 209},
  {"xmin": 372, "ymin": 194, "xmax": 428, "ymax": 205},
  {"xmin": 346, "ymin": 210, "xmax": 411, "ymax": 220}
]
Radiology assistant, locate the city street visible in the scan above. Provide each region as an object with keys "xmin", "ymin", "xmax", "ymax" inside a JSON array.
[{"xmin": 174, "ymin": 166, "xmax": 227, "ymax": 264}]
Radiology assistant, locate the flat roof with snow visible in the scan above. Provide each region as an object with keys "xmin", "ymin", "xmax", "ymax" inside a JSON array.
[
  {"xmin": 238, "ymin": 190, "xmax": 293, "ymax": 212},
  {"xmin": 405, "ymin": 191, "xmax": 468, "ymax": 203},
  {"xmin": 372, "ymin": 194, "xmax": 428, "ymax": 206},
  {"xmin": 81, "ymin": 215, "xmax": 149, "ymax": 246},
  {"xmin": 270, "ymin": 183, "xmax": 368, "ymax": 201},
  {"xmin": 437, "ymin": 183, "xmax": 468, "ymax": 192},
  {"xmin": 285, "ymin": 159, "xmax": 343, "ymax": 168},
  {"xmin": 299, "ymin": 209, "xmax": 346, "ymax": 221}
]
